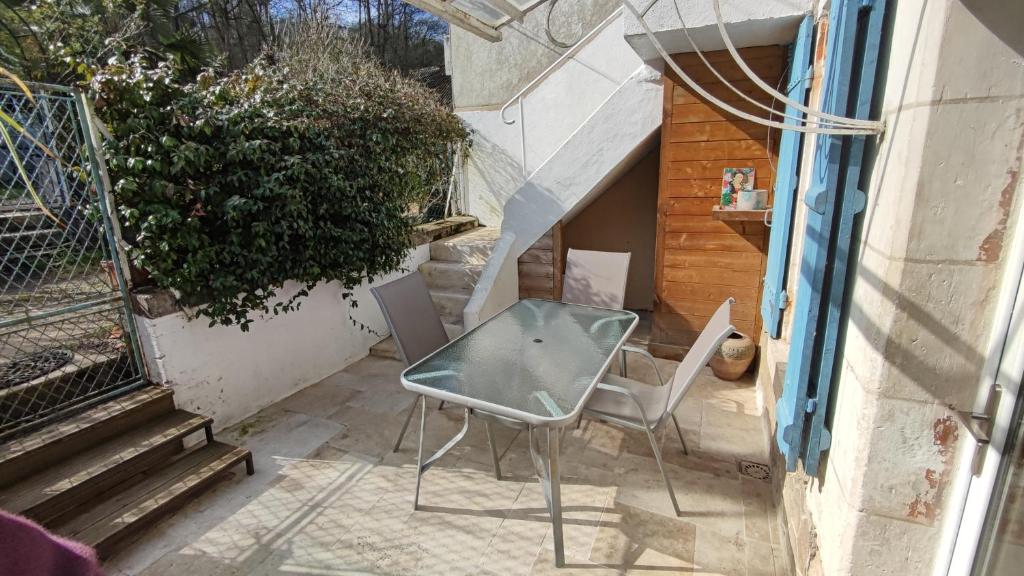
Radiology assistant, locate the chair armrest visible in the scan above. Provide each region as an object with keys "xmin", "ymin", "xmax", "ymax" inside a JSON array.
[
  {"xmin": 619, "ymin": 345, "xmax": 665, "ymax": 386},
  {"xmin": 595, "ymin": 382, "xmax": 656, "ymax": 430}
]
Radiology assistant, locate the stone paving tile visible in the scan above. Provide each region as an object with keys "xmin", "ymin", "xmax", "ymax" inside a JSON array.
[{"xmin": 107, "ymin": 355, "xmax": 784, "ymax": 576}]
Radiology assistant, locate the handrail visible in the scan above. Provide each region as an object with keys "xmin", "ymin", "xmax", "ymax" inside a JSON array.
[{"xmin": 499, "ymin": 7, "xmax": 623, "ymax": 125}]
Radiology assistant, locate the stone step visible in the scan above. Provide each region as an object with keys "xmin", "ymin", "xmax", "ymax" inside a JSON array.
[
  {"xmin": 419, "ymin": 260, "xmax": 482, "ymax": 293},
  {"xmin": 429, "ymin": 227, "xmax": 499, "ymax": 265},
  {"xmin": 430, "ymin": 289, "xmax": 471, "ymax": 320}
]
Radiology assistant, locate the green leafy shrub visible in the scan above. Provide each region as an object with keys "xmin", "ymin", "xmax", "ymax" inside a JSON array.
[{"xmin": 92, "ymin": 30, "xmax": 468, "ymax": 329}]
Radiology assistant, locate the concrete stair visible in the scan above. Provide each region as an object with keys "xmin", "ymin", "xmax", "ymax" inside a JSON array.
[
  {"xmin": 0, "ymin": 386, "xmax": 253, "ymax": 559},
  {"xmin": 370, "ymin": 226, "xmax": 498, "ymax": 361}
]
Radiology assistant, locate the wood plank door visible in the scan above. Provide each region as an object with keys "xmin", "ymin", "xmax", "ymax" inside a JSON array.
[{"xmin": 651, "ymin": 46, "xmax": 785, "ymax": 359}]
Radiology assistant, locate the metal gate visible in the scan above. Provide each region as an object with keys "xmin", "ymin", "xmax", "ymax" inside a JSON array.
[{"xmin": 0, "ymin": 83, "xmax": 145, "ymax": 441}]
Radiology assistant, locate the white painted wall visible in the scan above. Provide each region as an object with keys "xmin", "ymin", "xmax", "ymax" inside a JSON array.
[
  {"xmin": 465, "ymin": 64, "xmax": 663, "ymax": 327},
  {"xmin": 623, "ymin": 0, "xmax": 811, "ymax": 60},
  {"xmin": 463, "ymin": 232, "xmax": 519, "ymax": 329},
  {"xmin": 458, "ymin": 12, "xmax": 644, "ymax": 227},
  {"xmin": 448, "ymin": 0, "xmax": 620, "ymax": 108},
  {"xmin": 135, "ymin": 244, "xmax": 430, "ymax": 431},
  {"xmin": 755, "ymin": 1, "xmax": 1024, "ymax": 574}
]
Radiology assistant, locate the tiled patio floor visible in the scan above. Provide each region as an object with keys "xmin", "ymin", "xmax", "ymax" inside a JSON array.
[{"xmin": 106, "ymin": 353, "xmax": 785, "ymax": 575}]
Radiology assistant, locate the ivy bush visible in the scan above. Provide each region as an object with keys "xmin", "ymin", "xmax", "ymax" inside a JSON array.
[{"xmin": 92, "ymin": 30, "xmax": 468, "ymax": 329}]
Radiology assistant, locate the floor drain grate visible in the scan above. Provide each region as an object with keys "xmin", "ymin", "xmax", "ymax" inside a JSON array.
[
  {"xmin": 739, "ymin": 460, "xmax": 771, "ymax": 481},
  {"xmin": 0, "ymin": 349, "xmax": 74, "ymax": 390}
]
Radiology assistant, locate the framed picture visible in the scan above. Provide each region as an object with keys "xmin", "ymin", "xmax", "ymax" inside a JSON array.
[{"xmin": 721, "ymin": 167, "xmax": 755, "ymax": 209}]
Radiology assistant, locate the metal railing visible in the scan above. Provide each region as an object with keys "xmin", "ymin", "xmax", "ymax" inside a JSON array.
[
  {"xmin": 499, "ymin": 7, "xmax": 623, "ymax": 175},
  {"xmin": 0, "ymin": 83, "xmax": 145, "ymax": 441}
]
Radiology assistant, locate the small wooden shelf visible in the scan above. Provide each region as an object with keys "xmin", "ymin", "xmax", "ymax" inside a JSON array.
[{"xmin": 711, "ymin": 205, "xmax": 771, "ymax": 223}]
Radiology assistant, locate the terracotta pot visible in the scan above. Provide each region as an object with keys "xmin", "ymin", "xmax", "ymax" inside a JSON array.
[{"xmin": 710, "ymin": 332, "xmax": 755, "ymax": 381}]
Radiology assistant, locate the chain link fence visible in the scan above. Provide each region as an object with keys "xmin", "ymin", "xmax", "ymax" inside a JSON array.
[
  {"xmin": 406, "ymin": 142, "xmax": 468, "ymax": 225},
  {"xmin": 0, "ymin": 83, "xmax": 144, "ymax": 441}
]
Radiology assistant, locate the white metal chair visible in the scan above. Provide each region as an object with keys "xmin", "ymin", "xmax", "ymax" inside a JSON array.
[
  {"xmin": 582, "ymin": 298, "xmax": 735, "ymax": 516},
  {"xmin": 561, "ymin": 248, "xmax": 631, "ymax": 310},
  {"xmin": 370, "ymin": 272, "xmax": 503, "ymax": 477}
]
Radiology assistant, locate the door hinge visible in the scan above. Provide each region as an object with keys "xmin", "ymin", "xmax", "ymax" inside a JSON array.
[
  {"xmin": 958, "ymin": 384, "xmax": 1002, "ymax": 476},
  {"xmin": 777, "ymin": 290, "xmax": 789, "ymax": 310}
]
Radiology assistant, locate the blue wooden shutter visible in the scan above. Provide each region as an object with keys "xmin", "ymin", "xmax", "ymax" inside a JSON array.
[
  {"xmin": 776, "ymin": 0, "xmax": 888, "ymax": 475},
  {"xmin": 761, "ymin": 16, "xmax": 813, "ymax": 339}
]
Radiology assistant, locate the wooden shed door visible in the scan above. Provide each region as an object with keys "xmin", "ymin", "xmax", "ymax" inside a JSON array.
[{"xmin": 651, "ymin": 46, "xmax": 785, "ymax": 359}]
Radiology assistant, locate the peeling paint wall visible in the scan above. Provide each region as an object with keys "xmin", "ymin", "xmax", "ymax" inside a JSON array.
[{"xmin": 757, "ymin": 0, "xmax": 1024, "ymax": 574}]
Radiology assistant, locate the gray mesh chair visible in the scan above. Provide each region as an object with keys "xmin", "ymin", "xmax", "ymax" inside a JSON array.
[
  {"xmin": 561, "ymin": 249, "xmax": 631, "ymax": 310},
  {"xmin": 582, "ymin": 299, "xmax": 735, "ymax": 516},
  {"xmin": 370, "ymin": 272, "xmax": 502, "ymax": 477}
]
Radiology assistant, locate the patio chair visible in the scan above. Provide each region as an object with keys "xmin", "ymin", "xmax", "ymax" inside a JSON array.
[
  {"xmin": 561, "ymin": 248, "xmax": 631, "ymax": 310},
  {"xmin": 582, "ymin": 298, "xmax": 735, "ymax": 516},
  {"xmin": 370, "ymin": 272, "xmax": 503, "ymax": 477}
]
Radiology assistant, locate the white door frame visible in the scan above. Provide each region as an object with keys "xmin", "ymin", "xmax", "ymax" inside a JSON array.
[{"xmin": 941, "ymin": 175, "xmax": 1024, "ymax": 575}]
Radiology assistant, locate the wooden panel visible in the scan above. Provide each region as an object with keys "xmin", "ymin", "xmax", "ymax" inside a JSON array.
[
  {"xmin": 551, "ymin": 221, "xmax": 564, "ymax": 300},
  {"xmin": 666, "ymin": 56, "xmax": 782, "ymax": 85},
  {"xmin": 665, "ymin": 140, "xmax": 770, "ymax": 162},
  {"xmin": 671, "ymin": 100, "xmax": 781, "ymax": 125},
  {"xmin": 665, "ymin": 215, "xmax": 764, "ymax": 234},
  {"xmin": 663, "ymin": 266, "xmax": 761, "ymax": 288},
  {"xmin": 519, "ymin": 247, "xmax": 553, "ymax": 264},
  {"xmin": 661, "ymin": 281, "xmax": 758, "ymax": 304},
  {"xmin": 651, "ymin": 45, "xmax": 783, "ymax": 356},
  {"xmin": 663, "ymin": 178, "xmax": 722, "ymax": 198},
  {"xmin": 671, "ymin": 45, "xmax": 787, "ymax": 66},
  {"xmin": 667, "ymin": 120, "xmax": 770, "ymax": 143},
  {"xmin": 659, "ymin": 298, "xmax": 757, "ymax": 321},
  {"xmin": 661, "ymin": 198, "xmax": 718, "ymax": 215},
  {"xmin": 518, "ymin": 262, "xmax": 553, "ymax": 278},
  {"xmin": 518, "ymin": 223, "xmax": 560, "ymax": 300},
  {"xmin": 667, "ymin": 159, "xmax": 773, "ymax": 181},
  {"xmin": 663, "ymin": 249, "xmax": 762, "ymax": 270},
  {"xmin": 663, "ymin": 232, "xmax": 764, "ymax": 252},
  {"xmin": 673, "ymin": 79, "xmax": 770, "ymax": 105},
  {"xmin": 520, "ymin": 274, "xmax": 554, "ymax": 291}
]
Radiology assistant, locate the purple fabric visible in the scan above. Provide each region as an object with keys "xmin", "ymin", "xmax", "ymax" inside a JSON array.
[{"xmin": 0, "ymin": 509, "xmax": 103, "ymax": 576}]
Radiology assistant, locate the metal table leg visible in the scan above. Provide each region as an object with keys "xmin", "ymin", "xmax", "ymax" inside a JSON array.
[
  {"xmin": 414, "ymin": 400, "xmax": 470, "ymax": 511},
  {"xmin": 528, "ymin": 425, "xmax": 565, "ymax": 567},
  {"xmin": 548, "ymin": 426, "xmax": 564, "ymax": 567}
]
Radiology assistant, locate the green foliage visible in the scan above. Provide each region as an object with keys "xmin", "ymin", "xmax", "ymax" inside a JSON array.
[
  {"xmin": 92, "ymin": 35, "xmax": 468, "ymax": 329},
  {"xmin": 0, "ymin": 0, "xmax": 212, "ymax": 84}
]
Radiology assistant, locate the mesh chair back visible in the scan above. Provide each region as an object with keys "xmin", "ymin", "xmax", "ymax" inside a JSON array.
[
  {"xmin": 370, "ymin": 272, "xmax": 450, "ymax": 366},
  {"xmin": 663, "ymin": 299, "xmax": 736, "ymax": 418},
  {"xmin": 561, "ymin": 249, "xmax": 631, "ymax": 310}
]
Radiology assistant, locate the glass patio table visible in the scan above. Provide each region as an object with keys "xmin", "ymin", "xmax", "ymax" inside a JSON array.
[{"xmin": 401, "ymin": 298, "xmax": 638, "ymax": 567}]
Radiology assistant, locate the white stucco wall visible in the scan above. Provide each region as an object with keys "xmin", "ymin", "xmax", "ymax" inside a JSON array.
[
  {"xmin": 623, "ymin": 0, "xmax": 811, "ymax": 60},
  {"xmin": 135, "ymin": 244, "xmax": 430, "ymax": 431},
  {"xmin": 449, "ymin": 0, "xmax": 620, "ymax": 108},
  {"xmin": 757, "ymin": 1, "xmax": 1024, "ymax": 574},
  {"xmin": 459, "ymin": 12, "xmax": 645, "ymax": 227}
]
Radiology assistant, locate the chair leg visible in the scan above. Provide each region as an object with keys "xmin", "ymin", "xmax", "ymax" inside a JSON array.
[
  {"xmin": 619, "ymin": 348, "xmax": 627, "ymax": 378},
  {"xmin": 644, "ymin": 425, "xmax": 681, "ymax": 516},
  {"xmin": 485, "ymin": 421, "xmax": 503, "ymax": 480},
  {"xmin": 393, "ymin": 394, "xmax": 421, "ymax": 453},
  {"xmin": 438, "ymin": 400, "xmax": 446, "ymax": 411},
  {"xmin": 671, "ymin": 414, "xmax": 689, "ymax": 455}
]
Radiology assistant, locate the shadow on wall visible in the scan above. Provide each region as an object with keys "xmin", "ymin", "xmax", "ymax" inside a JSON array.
[
  {"xmin": 466, "ymin": 129, "xmax": 526, "ymax": 226},
  {"xmin": 803, "ymin": 0, "xmax": 1024, "ymax": 499},
  {"xmin": 962, "ymin": 0, "xmax": 1024, "ymax": 57}
]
